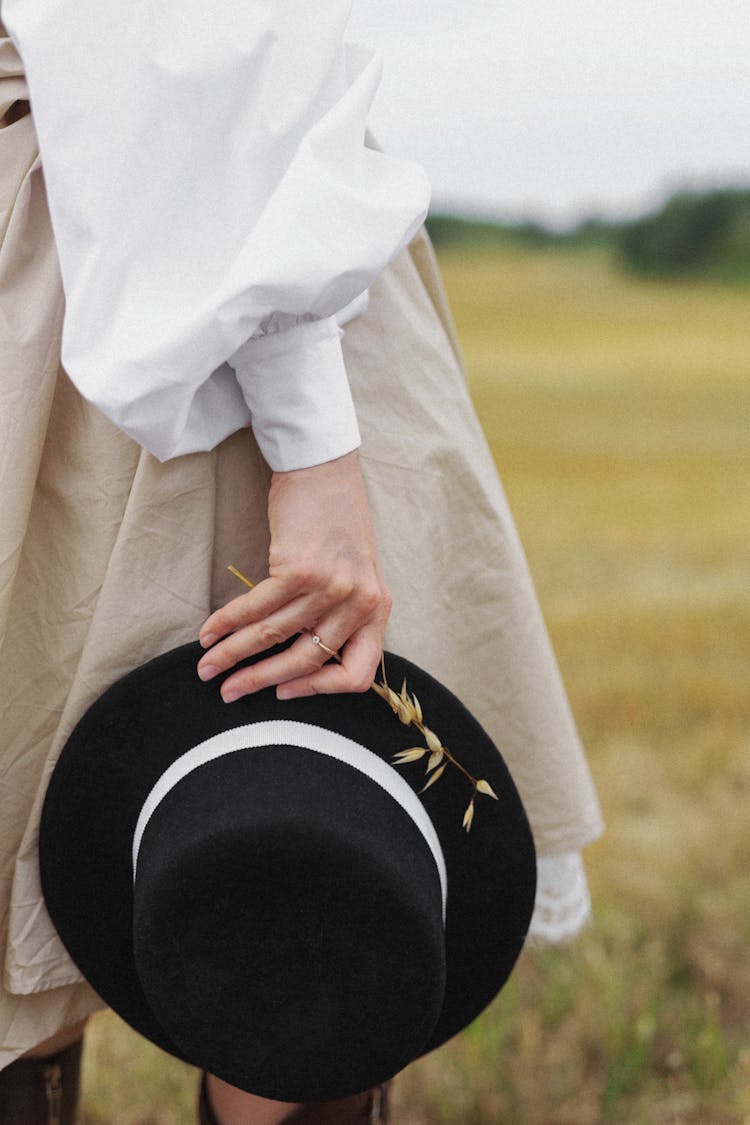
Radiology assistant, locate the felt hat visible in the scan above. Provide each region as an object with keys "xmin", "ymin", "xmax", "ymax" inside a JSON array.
[{"xmin": 39, "ymin": 641, "xmax": 536, "ymax": 1102}]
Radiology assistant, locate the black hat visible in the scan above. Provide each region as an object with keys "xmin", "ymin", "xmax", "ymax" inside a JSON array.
[{"xmin": 40, "ymin": 641, "xmax": 535, "ymax": 1102}]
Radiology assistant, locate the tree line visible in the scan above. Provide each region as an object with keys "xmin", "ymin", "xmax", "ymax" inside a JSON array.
[{"xmin": 426, "ymin": 188, "xmax": 750, "ymax": 283}]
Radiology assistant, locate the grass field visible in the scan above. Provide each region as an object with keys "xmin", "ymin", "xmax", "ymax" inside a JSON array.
[{"xmin": 80, "ymin": 245, "xmax": 750, "ymax": 1124}]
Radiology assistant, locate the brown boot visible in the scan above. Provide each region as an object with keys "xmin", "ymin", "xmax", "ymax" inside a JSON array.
[
  {"xmin": 197, "ymin": 1072, "xmax": 219, "ymax": 1125},
  {"xmin": 283, "ymin": 1083, "xmax": 390, "ymax": 1124},
  {"xmin": 197, "ymin": 1075, "xmax": 390, "ymax": 1125},
  {"xmin": 0, "ymin": 1040, "xmax": 83, "ymax": 1125}
]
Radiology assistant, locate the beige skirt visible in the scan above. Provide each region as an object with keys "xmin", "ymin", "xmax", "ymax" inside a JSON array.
[{"xmin": 0, "ymin": 29, "xmax": 602, "ymax": 1065}]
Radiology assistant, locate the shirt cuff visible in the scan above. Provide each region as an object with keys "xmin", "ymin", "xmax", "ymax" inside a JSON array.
[{"xmin": 229, "ymin": 316, "xmax": 361, "ymax": 472}]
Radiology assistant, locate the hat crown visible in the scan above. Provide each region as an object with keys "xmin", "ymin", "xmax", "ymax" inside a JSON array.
[{"xmin": 134, "ymin": 743, "xmax": 447, "ymax": 1099}]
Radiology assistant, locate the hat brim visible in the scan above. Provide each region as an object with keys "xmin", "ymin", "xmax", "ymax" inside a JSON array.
[{"xmin": 40, "ymin": 641, "xmax": 536, "ymax": 1087}]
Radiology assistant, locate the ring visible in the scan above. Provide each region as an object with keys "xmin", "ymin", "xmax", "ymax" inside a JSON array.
[{"xmin": 310, "ymin": 633, "xmax": 341, "ymax": 662}]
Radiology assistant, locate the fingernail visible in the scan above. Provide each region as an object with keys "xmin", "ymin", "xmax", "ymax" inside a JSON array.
[
  {"xmin": 200, "ymin": 632, "xmax": 219, "ymax": 648},
  {"xmin": 197, "ymin": 664, "xmax": 220, "ymax": 682},
  {"xmin": 276, "ymin": 686, "xmax": 297, "ymax": 701},
  {"xmin": 222, "ymin": 689, "xmax": 243, "ymax": 704}
]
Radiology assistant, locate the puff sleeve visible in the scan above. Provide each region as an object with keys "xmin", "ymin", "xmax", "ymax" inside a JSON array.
[{"xmin": 3, "ymin": 0, "xmax": 430, "ymax": 468}]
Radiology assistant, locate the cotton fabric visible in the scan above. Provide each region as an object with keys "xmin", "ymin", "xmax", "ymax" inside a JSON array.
[
  {"xmin": 0, "ymin": 23, "xmax": 602, "ymax": 1068},
  {"xmin": 1, "ymin": 0, "xmax": 430, "ymax": 469}
]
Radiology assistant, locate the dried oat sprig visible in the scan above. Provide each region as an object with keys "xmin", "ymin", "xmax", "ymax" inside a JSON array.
[
  {"xmin": 372, "ymin": 654, "xmax": 498, "ymax": 832},
  {"xmin": 227, "ymin": 566, "xmax": 498, "ymax": 831},
  {"xmin": 227, "ymin": 564, "xmax": 255, "ymax": 590}
]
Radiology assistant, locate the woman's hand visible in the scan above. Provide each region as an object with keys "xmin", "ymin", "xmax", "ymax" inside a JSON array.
[{"xmin": 197, "ymin": 451, "xmax": 391, "ymax": 701}]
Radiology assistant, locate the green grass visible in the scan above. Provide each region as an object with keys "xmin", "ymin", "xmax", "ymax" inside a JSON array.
[{"xmin": 80, "ymin": 245, "xmax": 750, "ymax": 1123}]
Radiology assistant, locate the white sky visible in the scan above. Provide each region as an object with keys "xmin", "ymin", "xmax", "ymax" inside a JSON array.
[{"xmin": 348, "ymin": 0, "xmax": 750, "ymax": 227}]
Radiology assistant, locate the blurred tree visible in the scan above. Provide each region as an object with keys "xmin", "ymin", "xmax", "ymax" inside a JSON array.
[
  {"xmin": 617, "ymin": 189, "xmax": 750, "ymax": 281},
  {"xmin": 427, "ymin": 188, "xmax": 750, "ymax": 284}
]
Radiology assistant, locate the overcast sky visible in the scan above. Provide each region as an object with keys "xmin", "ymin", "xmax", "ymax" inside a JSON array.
[{"xmin": 348, "ymin": 0, "xmax": 750, "ymax": 227}]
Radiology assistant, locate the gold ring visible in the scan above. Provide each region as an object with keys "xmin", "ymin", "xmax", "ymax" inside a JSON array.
[{"xmin": 310, "ymin": 633, "xmax": 341, "ymax": 662}]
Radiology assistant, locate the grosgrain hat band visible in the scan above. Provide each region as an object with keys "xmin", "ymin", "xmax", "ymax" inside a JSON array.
[{"xmin": 131, "ymin": 718, "xmax": 449, "ymax": 918}]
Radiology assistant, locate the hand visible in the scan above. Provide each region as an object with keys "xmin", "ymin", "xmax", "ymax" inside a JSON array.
[{"xmin": 197, "ymin": 451, "xmax": 391, "ymax": 701}]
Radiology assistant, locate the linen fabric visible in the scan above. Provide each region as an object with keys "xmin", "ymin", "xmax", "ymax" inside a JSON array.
[
  {"xmin": 1, "ymin": 0, "xmax": 430, "ymax": 469},
  {"xmin": 0, "ymin": 26, "xmax": 602, "ymax": 1068}
]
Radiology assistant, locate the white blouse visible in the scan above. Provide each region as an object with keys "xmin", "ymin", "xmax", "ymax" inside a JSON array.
[{"xmin": 2, "ymin": 0, "xmax": 430, "ymax": 469}]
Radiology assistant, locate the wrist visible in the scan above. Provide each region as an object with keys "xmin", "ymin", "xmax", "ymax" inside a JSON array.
[{"xmin": 271, "ymin": 449, "xmax": 360, "ymax": 485}]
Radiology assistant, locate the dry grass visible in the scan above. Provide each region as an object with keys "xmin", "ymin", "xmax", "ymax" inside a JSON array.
[{"xmin": 80, "ymin": 246, "xmax": 750, "ymax": 1124}]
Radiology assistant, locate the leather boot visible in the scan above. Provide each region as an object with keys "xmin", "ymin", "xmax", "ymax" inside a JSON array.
[
  {"xmin": 0, "ymin": 1040, "xmax": 83, "ymax": 1125},
  {"xmin": 198, "ymin": 1074, "xmax": 390, "ymax": 1125},
  {"xmin": 197, "ymin": 1073, "xmax": 218, "ymax": 1125},
  {"xmin": 283, "ymin": 1083, "xmax": 390, "ymax": 1124}
]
